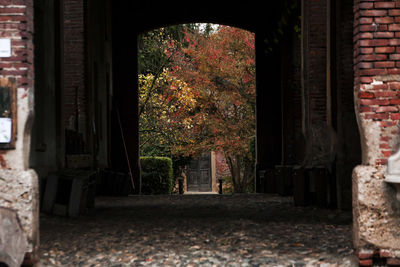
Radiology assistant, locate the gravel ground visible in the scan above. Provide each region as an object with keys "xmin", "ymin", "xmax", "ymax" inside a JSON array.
[{"xmin": 39, "ymin": 194, "xmax": 356, "ymax": 267}]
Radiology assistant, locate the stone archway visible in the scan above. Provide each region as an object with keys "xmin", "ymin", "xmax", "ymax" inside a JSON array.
[{"xmin": 2, "ymin": 0, "xmax": 400, "ymax": 265}]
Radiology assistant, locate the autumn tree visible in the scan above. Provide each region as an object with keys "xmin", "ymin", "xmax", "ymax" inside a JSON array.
[
  {"xmin": 139, "ymin": 69, "xmax": 198, "ymax": 156},
  {"xmin": 138, "ymin": 24, "xmax": 220, "ymax": 175},
  {"xmin": 138, "ymin": 26, "xmax": 192, "ymax": 157},
  {"xmin": 169, "ymin": 26, "xmax": 256, "ymax": 193}
]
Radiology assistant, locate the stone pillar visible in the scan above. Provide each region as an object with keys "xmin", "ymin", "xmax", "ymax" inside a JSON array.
[
  {"xmin": 111, "ymin": 1, "xmax": 141, "ymax": 194},
  {"xmin": 0, "ymin": 0, "xmax": 39, "ymax": 263},
  {"xmin": 333, "ymin": 0, "xmax": 361, "ymax": 211},
  {"xmin": 353, "ymin": 0, "xmax": 400, "ymax": 263}
]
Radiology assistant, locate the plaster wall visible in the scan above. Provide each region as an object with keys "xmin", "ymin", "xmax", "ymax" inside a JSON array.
[{"xmin": 0, "ymin": 0, "xmax": 38, "ymax": 258}]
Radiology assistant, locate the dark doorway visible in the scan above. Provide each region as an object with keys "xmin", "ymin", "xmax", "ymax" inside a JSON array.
[{"xmin": 187, "ymin": 153, "xmax": 212, "ymax": 192}]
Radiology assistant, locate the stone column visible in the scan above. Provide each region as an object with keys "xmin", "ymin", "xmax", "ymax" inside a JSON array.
[
  {"xmin": 0, "ymin": 0, "xmax": 39, "ymax": 263},
  {"xmin": 353, "ymin": 0, "xmax": 400, "ymax": 263}
]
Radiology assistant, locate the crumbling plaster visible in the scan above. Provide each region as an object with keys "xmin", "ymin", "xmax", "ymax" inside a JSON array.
[
  {"xmin": 0, "ymin": 86, "xmax": 38, "ymax": 253},
  {"xmin": 353, "ymin": 75, "xmax": 400, "ymax": 254}
]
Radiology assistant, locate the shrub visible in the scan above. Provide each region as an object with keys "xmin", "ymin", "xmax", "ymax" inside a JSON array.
[{"xmin": 140, "ymin": 157, "xmax": 173, "ymax": 194}]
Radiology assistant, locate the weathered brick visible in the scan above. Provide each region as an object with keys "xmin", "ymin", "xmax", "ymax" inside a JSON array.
[
  {"xmin": 375, "ymin": 17, "xmax": 394, "ymax": 24},
  {"xmin": 375, "ymin": 91, "xmax": 397, "ymax": 97},
  {"xmin": 359, "ymin": 24, "xmax": 376, "ymax": 32},
  {"xmin": 388, "ymin": 82, "xmax": 400, "ymax": 90},
  {"xmin": 357, "ymin": 32, "xmax": 374, "ymax": 39},
  {"xmin": 379, "ymin": 143, "xmax": 390, "ymax": 149},
  {"xmin": 389, "ymin": 54, "xmax": 400, "ymax": 60},
  {"xmin": 389, "ymin": 39, "xmax": 400, "ymax": 45},
  {"xmin": 374, "ymin": 61, "xmax": 395, "ymax": 68},
  {"xmin": 389, "ymin": 9, "xmax": 400, "ymax": 16},
  {"xmin": 360, "ymin": 99, "xmax": 390, "ymax": 106},
  {"xmin": 358, "ymin": 62, "xmax": 374, "ymax": 69},
  {"xmin": 375, "ymin": 46, "xmax": 395, "ymax": 53},
  {"xmin": 389, "ymin": 24, "xmax": 400, "ymax": 31},
  {"xmin": 365, "ymin": 113, "xmax": 390, "ymax": 120},
  {"xmin": 360, "ymin": 91, "xmax": 375, "ymax": 98},
  {"xmin": 360, "ymin": 17, "xmax": 373, "ymax": 24},
  {"xmin": 360, "ymin": 68, "xmax": 388, "ymax": 76},
  {"xmin": 375, "ymin": 2, "xmax": 396, "ymax": 9},
  {"xmin": 360, "ymin": 2, "xmax": 374, "ymax": 9},
  {"xmin": 360, "ymin": 39, "xmax": 390, "ymax": 47},
  {"xmin": 361, "ymin": 106, "xmax": 374, "ymax": 112},
  {"xmin": 360, "ymin": 47, "xmax": 374, "ymax": 54},
  {"xmin": 360, "ymin": 10, "xmax": 387, "ymax": 17},
  {"xmin": 387, "ymin": 258, "xmax": 400, "ymax": 265},
  {"xmin": 388, "ymin": 68, "xmax": 400, "ymax": 74},
  {"xmin": 360, "ymin": 77, "xmax": 374, "ymax": 84},
  {"xmin": 392, "ymin": 113, "xmax": 400, "ymax": 120},
  {"xmin": 376, "ymin": 106, "xmax": 398, "ymax": 113}
]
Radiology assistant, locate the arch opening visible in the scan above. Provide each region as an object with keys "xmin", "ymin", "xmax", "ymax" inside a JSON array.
[{"xmin": 137, "ymin": 24, "xmax": 257, "ymax": 194}]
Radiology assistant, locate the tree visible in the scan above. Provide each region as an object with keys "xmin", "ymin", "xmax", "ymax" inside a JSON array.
[
  {"xmin": 169, "ymin": 26, "xmax": 256, "ymax": 193},
  {"xmin": 139, "ymin": 69, "xmax": 198, "ymax": 157}
]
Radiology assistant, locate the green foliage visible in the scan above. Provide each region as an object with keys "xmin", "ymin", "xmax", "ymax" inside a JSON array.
[
  {"xmin": 222, "ymin": 176, "xmax": 233, "ymax": 194},
  {"xmin": 138, "ymin": 24, "xmax": 196, "ymax": 76},
  {"xmin": 264, "ymin": 0, "xmax": 301, "ymax": 53},
  {"xmin": 140, "ymin": 157, "xmax": 173, "ymax": 194},
  {"xmin": 139, "ymin": 70, "xmax": 198, "ymax": 156},
  {"xmin": 172, "ymin": 154, "xmax": 193, "ymax": 179}
]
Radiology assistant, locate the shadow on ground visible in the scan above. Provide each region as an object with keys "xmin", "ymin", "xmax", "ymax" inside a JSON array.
[{"xmin": 39, "ymin": 194, "xmax": 355, "ymax": 266}]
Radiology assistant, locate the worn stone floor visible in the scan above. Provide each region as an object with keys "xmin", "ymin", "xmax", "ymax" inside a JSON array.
[{"xmin": 38, "ymin": 194, "xmax": 356, "ymax": 266}]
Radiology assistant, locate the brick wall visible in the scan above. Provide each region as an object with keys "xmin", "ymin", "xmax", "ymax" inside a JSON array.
[
  {"xmin": 354, "ymin": 0, "xmax": 400, "ymax": 165},
  {"xmin": 215, "ymin": 151, "xmax": 230, "ymax": 179},
  {"xmin": 63, "ymin": 0, "xmax": 87, "ymax": 132},
  {"xmin": 303, "ymin": 0, "xmax": 327, "ymax": 125},
  {"xmin": 0, "ymin": 0, "xmax": 34, "ymax": 90}
]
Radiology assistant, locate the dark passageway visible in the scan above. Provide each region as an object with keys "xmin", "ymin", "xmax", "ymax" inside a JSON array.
[
  {"xmin": 39, "ymin": 195, "xmax": 353, "ymax": 266},
  {"xmin": 31, "ymin": 1, "xmax": 359, "ymax": 266},
  {"xmin": 2, "ymin": 0, "xmax": 400, "ymax": 266}
]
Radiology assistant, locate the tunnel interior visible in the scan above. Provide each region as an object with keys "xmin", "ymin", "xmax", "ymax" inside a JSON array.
[{"xmin": 30, "ymin": 0, "xmax": 359, "ymax": 217}]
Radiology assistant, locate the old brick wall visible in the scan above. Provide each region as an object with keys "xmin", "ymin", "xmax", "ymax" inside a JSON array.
[
  {"xmin": 63, "ymin": 0, "xmax": 87, "ymax": 137},
  {"xmin": 354, "ymin": 0, "xmax": 400, "ymax": 165},
  {"xmin": 353, "ymin": 0, "xmax": 400, "ymax": 261},
  {"xmin": 215, "ymin": 151, "xmax": 230, "ymax": 179},
  {"xmin": 0, "ymin": 0, "xmax": 34, "ymax": 88},
  {"xmin": 303, "ymin": 0, "xmax": 327, "ymax": 126}
]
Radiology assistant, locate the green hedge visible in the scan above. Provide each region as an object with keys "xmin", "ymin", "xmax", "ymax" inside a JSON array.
[{"xmin": 140, "ymin": 156, "xmax": 173, "ymax": 194}]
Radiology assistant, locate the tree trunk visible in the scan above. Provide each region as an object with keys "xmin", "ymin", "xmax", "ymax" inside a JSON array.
[{"xmin": 226, "ymin": 154, "xmax": 254, "ymax": 193}]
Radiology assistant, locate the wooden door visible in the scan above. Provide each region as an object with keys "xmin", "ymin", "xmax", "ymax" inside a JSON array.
[{"xmin": 187, "ymin": 153, "xmax": 212, "ymax": 192}]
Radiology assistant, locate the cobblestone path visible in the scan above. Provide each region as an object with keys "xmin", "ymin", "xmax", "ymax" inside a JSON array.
[{"xmin": 39, "ymin": 194, "xmax": 355, "ymax": 266}]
